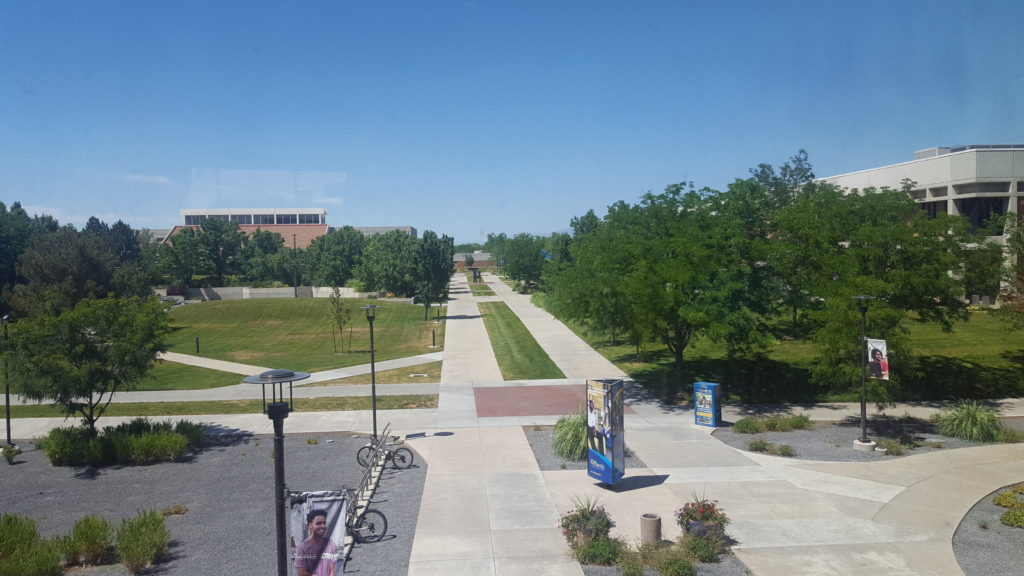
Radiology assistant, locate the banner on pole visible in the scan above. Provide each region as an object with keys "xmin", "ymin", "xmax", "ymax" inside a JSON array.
[
  {"xmin": 289, "ymin": 491, "xmax": 347, "ymax": 576},
  {"xmin": 866, "ymin": 338, "xmax": 889, "ymax": 381}
]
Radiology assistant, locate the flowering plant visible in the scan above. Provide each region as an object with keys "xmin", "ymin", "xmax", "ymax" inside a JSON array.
[
  {"xmin": 559, "ymin": 494, "xmax": 615, "ymax": 548},
  {"xmin": 675, "ymin": 493, "xmax": 729, "ymax": 529}
]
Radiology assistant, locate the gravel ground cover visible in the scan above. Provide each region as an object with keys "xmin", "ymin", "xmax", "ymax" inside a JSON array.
[{"xmin": 2, "ymin": 429, "xmax": 425, "ymax": 576}]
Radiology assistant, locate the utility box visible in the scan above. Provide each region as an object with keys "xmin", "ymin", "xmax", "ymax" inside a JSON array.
[{"xmin": 693, "ymin": 381, "xmax": 722, "ymax": 427}]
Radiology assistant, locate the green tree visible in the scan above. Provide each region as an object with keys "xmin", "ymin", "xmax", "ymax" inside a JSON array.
[
  {"xmin": 241, "ymin": 228, "xmax": 287, "ymax": 285},
  {"xmin": 0, "ymin": 202, "xmax": 60, "ymax": 314},
  {"xmin": 8, "ymin": 227, "xmax": 118, "ymax": 318},
  {"xmin": 415, "ymin": 230, "xmax": 455, "ymax": 320},
  {"xmin": 774, "ymin": 185, "xmax": 970, "ymax": 398},
  {"xmin": 357, "ymin": 230, "xmax": 417, "ymax": 296},
  {"xmin": 196, "ymin": 218, "xmax": 246, "ymax": 285},
  {"xmin": 502, "ymin": 233, "xmax": 546, "ymax": 292},
  {"xmin": 11, "ymin": 296, "xmax": 170, "ymax": 436},
  {"xmin": 159, "ymin": 227, "xmax": 202, "ymax": 287},
  {"xmin": 304, "ymin": 226, "xmax": 366, "ymax": 287}
]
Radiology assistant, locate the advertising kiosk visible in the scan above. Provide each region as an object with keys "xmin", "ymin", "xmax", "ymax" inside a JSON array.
[
  {"xmin": 693, "ymin": 381, "xmax": 722, "ymax": 427},
  {"xmin": 587, "ymin": 379, "xmax": 625, "ymax": 485}
]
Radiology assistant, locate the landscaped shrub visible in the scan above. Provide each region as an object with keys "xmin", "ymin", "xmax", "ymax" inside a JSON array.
[
  {"xmin": 682, "ymin": 534, "xmax": 720, "ymax": 563},
  {"xmin": 993, "ymin": 491, "xmax": 1022, "ymax": 509},
  {"xmin": 129, "ymin": 431, "xmax": 188, "ymax": 465},
  {"xmin": 775, "ymin": 444, "xmax": 797, "ymax": 458},
  {"xmin": 732, "ymin": 417, "xmax": 762, "ymax": 434},
  {"xmin": 1001, "ymin": 507, "xmax": 1024, "ymax": 528},
  {"xmin": 574, "ymin": 536, "xmax": 626, "ymax": 565},
  {"xmin": 40, "ymin": 426, "xmax": 92, "ymax": 466},
  {"xmin": 65, "ymin": 516, "xmax": 113, "ymax": 566},
  {"xmin": 659, "ymin": 557, "xmax": 696, "ymax": 576},
  {"xmin": 116, "ymin": 509, "xmax": 170, "ymax": 574},
  {"xmin": 747, "ymin": 438, "xmax": 771, "ymax": 452},
  {"xmin": 996, "ymin": 427, "xmax": 1024, "ymax": 443},
  {"xmin": 934, "ymin": 400, "xmax": 1003, "ymax": 442},
  {"xmin": 174, "ymin": 420, "xmax": 206, "ymax": 448},
  {"xmin": 875, "ymin": 437, "xmax": 906, "ymax": 456},
  {"xmin": 40, "ymin": 418, "xmax": 203, "ymax": 467},
  {"xmin": 2, "ymin": 444, "xmax": 20, "ymax": 464},
  {"xmin": 559, "ymin": 494, "xmax": 615, "ymax": 549},
  {"xmin": 0, "ymin": 514, "xmax": 61, "ymax": 576},
  {"xmin": 553, "ymin": 407, "xmax": 588, "ymax": 461}
]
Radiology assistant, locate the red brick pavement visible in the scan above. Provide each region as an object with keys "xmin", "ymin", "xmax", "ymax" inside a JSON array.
[{"xmin": 474, "ymin": 384, "xmax": 634, "ymax": 417}]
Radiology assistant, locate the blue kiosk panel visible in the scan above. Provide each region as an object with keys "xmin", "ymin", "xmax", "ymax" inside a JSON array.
[
  {"xmin": 694, "ymin": 381, "xmax": 722, "ymax": 427},
  {"xmin": 586, "ymin": 379, "xmax": 625, "ymax": 485}
]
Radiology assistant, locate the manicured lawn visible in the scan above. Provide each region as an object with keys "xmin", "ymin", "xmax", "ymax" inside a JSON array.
[
  {"xmin": 478, "ymin": 301, "xmax": 565, "ymax": 380},
  {"xmin": 9, "ymin": 395, "xmax": 437, "ymax": 418},
  {"xmin": 468, "ymin": 283, "xmax": 496, "ymax": 296},
  {"xmin": 302, "ymin": 361, "xmax": 441, "ymax": 386},
  {"xmin": 143, "ymin": 362, "xmax": 247, "ymax": 390},
  {"xmin": 165, "ymin": 299, "xmax": 444, "ymax": 372}
]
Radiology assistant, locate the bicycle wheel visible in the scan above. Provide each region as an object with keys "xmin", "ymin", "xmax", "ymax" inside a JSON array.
[
  {"xmin": 352, "ymin": 509, "xmax": 387, "ymax": 543},
  {"xmin": 356, "ymin": 445, "xmax": 375, "ymax": 467},
  {"xmin": 391, "ymin": 447, "xmax": 414, "ymax": 469}
]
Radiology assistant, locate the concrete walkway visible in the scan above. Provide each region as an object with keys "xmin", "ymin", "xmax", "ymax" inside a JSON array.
[{"xmin": 8, "ymin": 271, "xmax": 1024, "ymax": 576}]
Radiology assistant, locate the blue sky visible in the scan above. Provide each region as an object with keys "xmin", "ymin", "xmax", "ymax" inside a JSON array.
[{"xmin": 1, "ymin": 1, "xmax": 1021, "ymax": 244}]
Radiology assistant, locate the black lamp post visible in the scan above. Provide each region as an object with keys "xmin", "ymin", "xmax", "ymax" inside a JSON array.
[
  {"xmin": 242, "ymin": 368, "xmax": 310, "ymax": 576},
  {"xmin": 852, "ymin": 295, "xmax": 875, "ymax": 445},
  {"xmin": 3, "ymin": 314, "xmax": 11, "ymax": 446},
  {"xmin": 362, "ymin": 305, "xmax": 379, "ymax": 439}
]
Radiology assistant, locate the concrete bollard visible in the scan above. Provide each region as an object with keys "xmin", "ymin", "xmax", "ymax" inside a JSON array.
[{"xmin": 640, "ymin": 513, "xmax": 661, "ymax": 546}]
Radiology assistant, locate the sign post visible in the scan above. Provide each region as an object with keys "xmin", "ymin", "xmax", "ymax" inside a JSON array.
[
  {"xmin": 586, "ymin": 379, "xmax": 625, "ymax": 485},
  {"xmin": 694, "ymin": 382, "xmax": 722, "ymax": 428}
]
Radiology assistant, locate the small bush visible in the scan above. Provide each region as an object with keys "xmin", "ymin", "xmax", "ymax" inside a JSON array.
[
  {"xmin": 553, "ymin": 407, "xmax": 588, "ymax": 461},
  {"xmin": 41, "ymin": 426, "xmax": 91, "ymax": 466},
  {"xmin": 763, "ymin": 415, "xmax": 792, "ymax": 432},
  {"xmin": 116, "ymin": 510, "xmax": 171, "ymax": 574},
  {"xmin": 996, "ymin": 427, "xmax": 1024, "ymax": 444},
  {"xmin": 660, "ymin": 557, "xmax": 696, "ymax": 576},
  {"xmin": 747, "ymin": 439, "xmax": 771, "ymax": 452},
  {"xmin": 174, "ymin": 420, "xmax": 206, "ymax": 448},
  {"xmin": 776, "ymin": 444, "xmax": 797, "ymax": 458},
  {"xmin": 129, "ymin": 431, "xmax": 188, "ymax": 465},
  {"xmin": 1001, "ymin": 507, "xmax": 1024, "ymax": 528},
  {"xmin": 732, "ymin": 418, "xmax": 762, "ymax": 434},
  {"xmin": 574, "ymin": 537, "xmax": 626, "ymax": 565},
  {"xmin": 993, "ymin": 491, "xmax": 1023, "ymax": 509},
  {"xmin": 1012, "ymin": 483, "xmax": 1024, "ymax": 495},
  {"xmin": 875, "ymin": 437, "xmax": 906, "ymax": 456},
  {"xmin": 66, "ymin": 516, "xmax": 113, "ymax": 566},
  {"xmin": 161, "ymin": 505, "xmax": 189, "ymax": 517},
  {"xmin": 2, "ymin": 445, "xmax": 20, "ymax": 464},
  {"xmin": 0, "ymin": 514, "xmax": 61, "ymax": 576},
  {"xmin": 559, "ymin": 494, "xmax": 615, "ymax": 548},
  {"xmin": 789, "ymin": 414, "xmax": 812, "ymax": 429},
  {"xmin": 935, "ymin": 401, "xmax": 1003, "ymax": 442},
  {"xmin": 619, "ymin": 555, "xmax": 645, "ymax": 576},
  {"xmin": 683, "ymin": 534, "xmax": 720, "ymax": 563}
]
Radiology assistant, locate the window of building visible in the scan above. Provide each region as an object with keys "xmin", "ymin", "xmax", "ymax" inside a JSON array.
[
  {"xmin": 231, "ymin": 215, "xmax": 253, "ymax": 225},
  {"xmin": 299, "ymin": 213, "xmax": 321, "ymax": 224},
  {"xmin": 185, "ymin": 215, "xmax": 203, "ymax": 226},
  {"xmin": 254, "ymin": 214, "xmax": 274, "ymax": 225},
  {"xmin": 207, "ymin": 214, "xmax": 229, "ymax": 221},
  {"xmin": 956, "ymin": 197, "xmax": 1008, "ymax": 234},
  {"xmin": 276, "ymin": 214, "xmax": 297, "ymax": 224}
]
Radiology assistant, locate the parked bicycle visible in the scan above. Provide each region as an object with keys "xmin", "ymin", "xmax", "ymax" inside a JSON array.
[
  {"xmin": 356, "ymin": 435, "xmax": 413, "ymax": 469},
  {"xmin": 343, "ymin": 487, "xmax": 388, "ymax": 544}
]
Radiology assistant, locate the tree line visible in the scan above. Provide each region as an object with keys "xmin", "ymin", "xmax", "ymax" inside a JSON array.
[{"xmin": 483, "ymin": 151, "xmax": 1005, "ymax": 401}]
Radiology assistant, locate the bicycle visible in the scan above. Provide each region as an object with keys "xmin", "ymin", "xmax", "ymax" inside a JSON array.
[
  {"xmin": 343, "ymin": 488, "xmax": 388, "ymax": 544},
  {"xmin": 356, "ymin": 435, "xmax": 414, "ymax": 469}
]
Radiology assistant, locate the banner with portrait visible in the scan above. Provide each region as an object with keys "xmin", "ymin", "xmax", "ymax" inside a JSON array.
[
  {"xmin": 289, "ymin": 490, "xmax": 347, "ymax": 576},
  {"xmin": 586, "ymin": 379, "xmax": 624, "ymax": 485},
  {"xmin": 866, "ymin": 338, "xmax": 889, "ymax": 381}
]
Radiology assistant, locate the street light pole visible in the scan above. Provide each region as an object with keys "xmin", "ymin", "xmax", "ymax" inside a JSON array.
[
  {"xmin": 3, "ymin": 314, "xmax": 11, "ymax": 446},
  {"xmin": 852, "ymin": 295, "xmax": 875, "ymax": 446},
  {"xmin": 362, "ymin": 305, "xmax": 379, "ymax": 439}
]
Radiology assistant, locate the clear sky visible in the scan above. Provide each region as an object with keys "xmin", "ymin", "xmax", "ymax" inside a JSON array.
[{"xmin": 2, "ymin": 1, "xmax": 1021, "ymax": 244}]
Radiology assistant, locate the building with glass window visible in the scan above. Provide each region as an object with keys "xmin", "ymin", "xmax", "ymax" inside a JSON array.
[{"xmin": 820, "ymin": 145, "xmax": 1024, "ymax": 234}]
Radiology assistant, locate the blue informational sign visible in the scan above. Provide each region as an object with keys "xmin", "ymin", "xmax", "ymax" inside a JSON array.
[
  {"xmin": 694, "ymin": 381, "xmax": 722, "ymax": 427},
  {"xmin": 587, "ymin": 379, "xmax": 625, "ymax": 485}
]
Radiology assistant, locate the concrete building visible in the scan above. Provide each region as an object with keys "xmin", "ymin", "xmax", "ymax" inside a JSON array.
[{"xmin": 821, "ymin": 145, "xmax": 1024, "ymax": 234}]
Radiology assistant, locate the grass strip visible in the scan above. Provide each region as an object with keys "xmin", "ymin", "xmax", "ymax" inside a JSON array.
[
  {"xmin": 478, "ymin": 301, "xmax": 565, "ymax": 380},
  {"xmin": 8, "ymin": 395, "xmax": 437, "ymax": 418},
  {"xmin": 468, "ymin": 284, "xmax": 496, "ymax": 296},
  {"xmin": 302, "ymin": 361, "xmax": 441, "ymax": 386}
]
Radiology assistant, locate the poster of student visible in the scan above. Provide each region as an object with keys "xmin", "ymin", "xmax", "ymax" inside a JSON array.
[
  {"xmin": 586, "ymin": 379, "xmax": 624, "ymax": 485},
  {"xmin": 866, "ymin": 338, "xmax": 889, "ymax": 381},
  {"xmin": 289, "ymin": 491, "xmax": 347, "ymax": 576}
]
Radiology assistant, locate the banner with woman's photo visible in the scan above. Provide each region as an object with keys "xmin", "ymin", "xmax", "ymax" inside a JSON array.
[
  {"xmin": 586, "ymin": 379, "xmax": 624, "ymax": 485},
  {"xmin": 866, "ymin": 338, "xmax": 889, "ymax": 381},
  {"xmin": 289, "ymin": 490, "xmax": 347, "ymax": 576}
]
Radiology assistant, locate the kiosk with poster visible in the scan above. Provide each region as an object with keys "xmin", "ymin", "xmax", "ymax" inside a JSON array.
[
  {"xmin": 587, "ymin": 379, "xmax": 625, "ymax": 485},
  {"xmin": 693, "ymin": 381, "xmax": 722, "ymax": 428}
]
